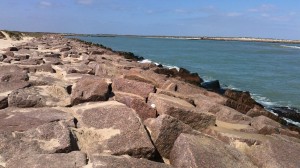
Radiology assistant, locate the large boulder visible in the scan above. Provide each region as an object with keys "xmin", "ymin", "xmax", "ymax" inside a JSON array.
[
  {"xmin": 161, "ymin": 79, "xmax": 206, "ymax": 95},
  {"xmin": 246, "ymin": 135, "xmax": 300, "ymax": 168},
  {"xmin": 90, "ymin": 155, "xmax": 171, "ymax": 168},
  {"xmin": 72, "ymin": 101, "xmax": 157, "ymax": 159},
  {"xmin": 224, "ymin": 89, "xmax": 262, "ymax": 114},
  {"xmin": 123, "ymin": 68, "xmax": 167, "ymax": 88},
  {"xmin": 170, "ymin": 133, "xmax": 257, "ymax": 168},
  {"xmin": 0, "ymin": 96, "xmax": 8, "ymax": 109},
  {"xmin": 0, "ymin": 107, "xmax": 74, "ymax": 133},
  {"xmin": 6, "ymin": 151, "xmax": 87, "ymax": 168},
  {"xmin": 148, "ymin": 93, "xmax": 216, "ymax": 130},
  {"xmin": 249, "ymin": 116, "xmax": 298, "ymax": 137},
  {"xmin": 144, "ymin": 115, "xmax": 195, "ymax": 159},
  {"xmin": 211, "ymin": 105, "xmax": 252, "ymax": 124},
  {"xmin": 0, "ymin": 65, "xmax": 29, "ymax": 93},
  {"xmin": 8, "ymin": 85, "xmax": 71, "ymax": 108},
  {"xmin": 71, "ymin": 76, "xmax": 111, "ymax": 105},
  {"xmin": 251, "ymin": 116, "xmax": 282, "ymax": 131},
  {"xmin": 112, "ymin": 77, "xmax": 156, "ymax": 99},
  {"xmin": 271, "ymin": 106, "xmax": 300, "ymax": 123},
  {"xmin": 114, "ymin": 91, "xmax": 157, "ymax": 121},
  {"xmin": 0, "ymin": 121, "xmax": 75, "ymax": 163}
]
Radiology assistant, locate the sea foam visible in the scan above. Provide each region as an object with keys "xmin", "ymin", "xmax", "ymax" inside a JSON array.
[
  {"xmin": 138, "ymin": 59, "xmax": 180, "ymax": 71},
  {"xmin": 280, "ymin": 45, "xmax": 300, "ymax": 49}
]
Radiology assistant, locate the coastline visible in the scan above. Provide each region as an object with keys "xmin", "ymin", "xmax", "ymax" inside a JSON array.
[
  {"xmin": 69, "ymin": 35, "xmax": 300, "ymax": 127},
  {"xmin": 1, "ymin": 34, "xmax": 300, "ymax": 167},
  {"xmin": 65, "ymin": 34, "xmax": 300, "ymax": 44}
]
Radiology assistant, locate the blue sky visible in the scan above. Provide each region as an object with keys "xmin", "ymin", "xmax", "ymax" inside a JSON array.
[{"xmin": 0, "ymin": 0, "xmax": 299, "ymax": 39}]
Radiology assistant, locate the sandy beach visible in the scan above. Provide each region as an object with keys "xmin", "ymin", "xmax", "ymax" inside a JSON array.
[{"xmin": 0, "ymin": 31, "xmax": 33, "ymax": 52}]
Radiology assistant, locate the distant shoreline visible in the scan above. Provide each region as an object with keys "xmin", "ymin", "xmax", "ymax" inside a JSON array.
[{"xmin": 65, "ymin": 34, "xmax": 300, "ymax": 44}]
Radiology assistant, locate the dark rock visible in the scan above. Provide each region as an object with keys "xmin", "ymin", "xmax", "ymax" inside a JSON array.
[
  {"xmin": 0, "ymin": 96, "xmax": 8, "ymax": 109},
  {"xmin": 116, "ymin": 51, "xmax": 143, "ymax": 61},
  {"xmin": 90, "ymin": 50, "xmax": 105, "ymax": 55},
  {"xmin": 6, "ymin": 151, "xmax": 87, "ymax": 168},
  {"xmin": 177, "ymin": 67, "xmax": 203, "ymax": 86},
  {"xmin": 72, "ymin": 101, "xmax": 156, "ymax": 159},
  {"xmin": 71, "ymin": 76, "xmax": 110, "ymax": 105},
  {"xmin": 44, "ymin": 53, "xmax": 61, "ymax": 58},
  {"xmin": 153, "ymin": 68, "xmax": 178, "ymax": 77},
  {"xmin": 144, "ymin": 115, "xmax": 195, "ymax": 159},
  {"xmin": 271, "ymin": 106, "xmax": 300, "ymax": 123},
  {"xmin": 8, "ymin": 47, "xmax": 18, "ymax": 51},
  {"xmin": 153, "ymin": 67, "xmax": 203, "ymax": 86},
  {"xmin": 224, "ymin": 89, "xmax": 263, "ymax": 114},
  {"xmin": 14, "ymin": 54, "xmax": 29, "ymax": 60},
  {"xmin": 170, "ymin": 133, "xmax": 257, "ymax": 168},
  {"xmin": 59, "ymin": 47, "xmax": 71, "ymax": 52},
  {"xmin": 148, "ymin": 93, "xmax": 216, "ymax": 130},
  {"xmin": 112, "ymin": 78, "xmax": 156, "ymax": 99},
  {"xmin": 201, "ymin": 80, "xmax": 221, "ymax": 92},
  {"xmin": 90, "ymin": 155, "xmax": 171, "ymax": 168},
  {"xmin": 114, "ymin": 91, "xmax": 157, "ymax": 121},
  {"xmin": 0, "ymin": 54, "xmax": 6, "ymax": 61}
]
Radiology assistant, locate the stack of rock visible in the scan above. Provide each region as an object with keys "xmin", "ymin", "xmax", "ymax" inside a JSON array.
[{"xmin": 0, "ymin": 35, "xmax": 299, "ymax": 168}]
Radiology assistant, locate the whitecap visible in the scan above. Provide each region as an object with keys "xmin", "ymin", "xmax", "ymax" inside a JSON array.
[
  {"xmin": 280, "ymin": 45, "xmax": 300, "ymax": 49},
  {"xmin": 138, "ymin": 59, "xmax": 153, "ymax": 64},
  {"xmin": 163, "ymin": 65, "xmax": 180, "ymax": 71}
]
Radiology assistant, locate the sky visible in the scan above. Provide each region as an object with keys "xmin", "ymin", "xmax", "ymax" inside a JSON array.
[{"xmin": 0, "ymin": 0, "xmax": 300, "ymax": 39}]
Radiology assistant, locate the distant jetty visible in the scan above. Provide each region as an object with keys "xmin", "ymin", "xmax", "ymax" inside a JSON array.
[{"xmin": 66, "ymin": 33, "xmax": 300, "ymax": 44}]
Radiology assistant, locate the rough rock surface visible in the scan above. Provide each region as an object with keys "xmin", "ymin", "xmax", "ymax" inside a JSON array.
[
  {"xmin": 114, "ymin": 91, "xmax": 157, "ymax": 121},
  {"xmin": 148, "ymin": 93, "xmax": 216, "ymax": 130},
  {"xmin": 112, "ymin": 77, "xmax": 156, "ymax": 99},
  {"xmin": 144, "ymin": 115, "xmax": 195, "ymax": 159},
  {"xmin": 0, "ymin": 34, "xmax": 299, "ymax": 167},
  {"xmin": 246, "ymin": 135, "xmax": 300, "ymax": 168},
  {"xmin": 6, "ymin": 151, "xmax": 87, "ymax": 168},
  {"xmin": 170, "ymin": 133, "xmax": 257, "ymax": 168},
  {"xmin": 71, "ymin": 76, "xmax": 111, "ymax": 105},
  {"xmin": 72, "ymin": 101, "xmax": 157, "ymax": 159},
  {"xmin": 90, "ymin": 155, "xmax": 171, "ymax": 168}
]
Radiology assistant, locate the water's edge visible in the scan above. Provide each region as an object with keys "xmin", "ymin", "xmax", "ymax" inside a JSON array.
[{"xmin": 67, "ymin": 36, "xmax": 300, "ymax": 127}]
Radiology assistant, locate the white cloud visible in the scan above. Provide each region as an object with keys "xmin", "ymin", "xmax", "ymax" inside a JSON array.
[
  {"xmin": 248, "ymin": 4, "xmax": 275, "ymax": 13},
  {"xmin": 77, "ymin": 0, "xmax": 93, "ymax": 5},
  {"xmin": 39, "ymin": 1, "xmax": 52, "ymax": 8}
]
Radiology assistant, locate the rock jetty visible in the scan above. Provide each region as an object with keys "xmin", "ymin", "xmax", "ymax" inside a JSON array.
[{"xmin": 0, "ymin": 34, "xmax": 300, "ymax": 168}]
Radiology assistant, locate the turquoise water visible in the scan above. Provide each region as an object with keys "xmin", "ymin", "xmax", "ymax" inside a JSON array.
[{"xmin": 71, "ymin": 36, "xmax": 300, "ymax": 109}]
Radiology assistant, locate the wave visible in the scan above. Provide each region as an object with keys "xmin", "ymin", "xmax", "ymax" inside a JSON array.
[
  {"xmin": 280, "ymin": 45, "xmax": 300, "ymax": 49},
  {"xmin": 138, "ymin": 59, "xmax": 180, "ymax": 71}
]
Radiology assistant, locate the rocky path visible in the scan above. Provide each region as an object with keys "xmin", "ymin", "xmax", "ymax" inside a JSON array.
[{"xmin": 0, "ymin": 35, "xmax": 300, "ymax": 168}]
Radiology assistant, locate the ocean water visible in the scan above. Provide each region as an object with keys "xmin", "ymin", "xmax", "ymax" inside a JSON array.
[{"xmin": 71, "ymin": 36, "xmax": 300, "ymax": 109}]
